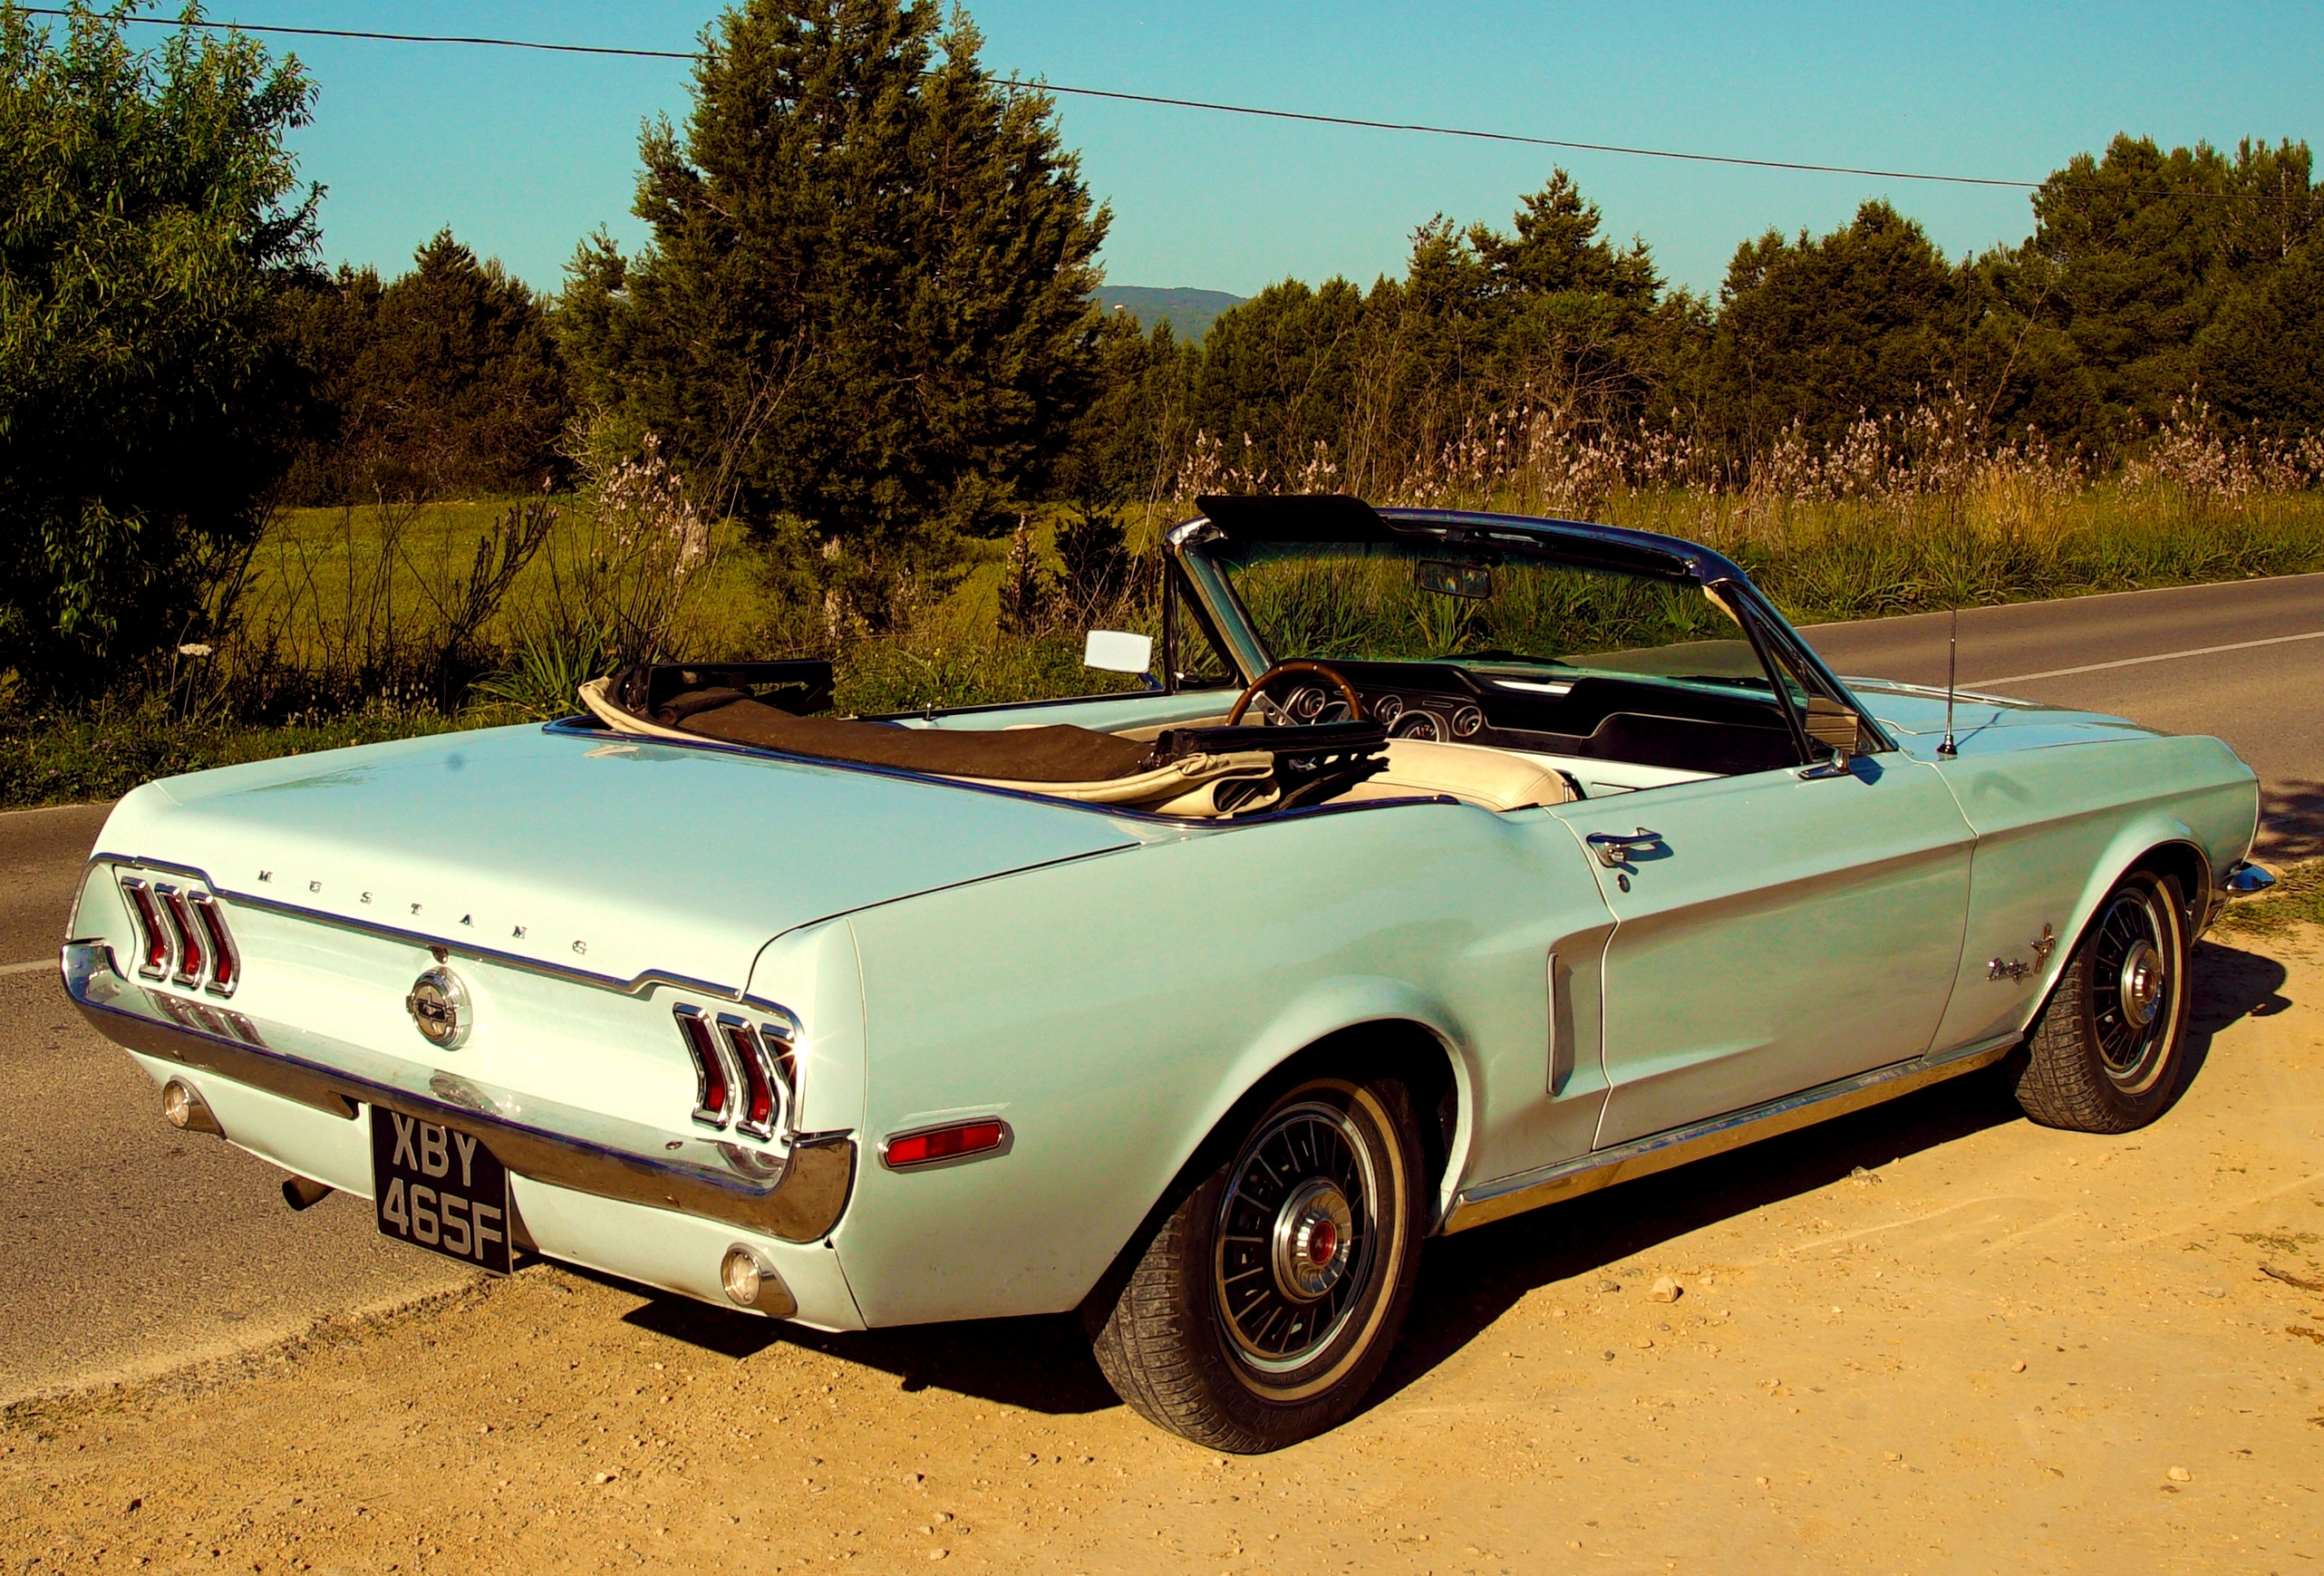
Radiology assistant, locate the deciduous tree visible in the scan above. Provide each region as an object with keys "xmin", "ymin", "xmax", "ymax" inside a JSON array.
[{"xmin": 0, "ymin": 3, "xmax": 316, "ymax": 693}]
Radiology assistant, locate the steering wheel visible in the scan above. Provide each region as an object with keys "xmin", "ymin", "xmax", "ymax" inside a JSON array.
[{"xmin": 1225, "ymin": 659, "xmax": 1367, "ymax": 727}]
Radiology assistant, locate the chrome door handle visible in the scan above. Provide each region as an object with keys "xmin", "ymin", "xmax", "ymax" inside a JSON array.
[{"xmin": 1585, "ymin": 827, "xmax": 1661, "ymax": 868}]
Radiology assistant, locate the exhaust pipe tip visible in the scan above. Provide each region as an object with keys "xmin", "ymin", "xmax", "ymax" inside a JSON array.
[
  {"xmin": 281, "ymin": 1175, "xmax": 334, "ymax": 1212},
  {"xmin": 161, "ymin": 1078, "xmax": 223, "ymax": 1136}
]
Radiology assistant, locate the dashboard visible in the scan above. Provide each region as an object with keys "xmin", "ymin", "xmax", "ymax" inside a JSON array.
[{"xmin": 1264, "ymin": 659, "xmax": 1801, "ymax": 778}]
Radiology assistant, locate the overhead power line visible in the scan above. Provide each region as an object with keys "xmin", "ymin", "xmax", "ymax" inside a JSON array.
[{"xmin": 18, "ymin": 5, "xmax": 2048, "ymax": 192}]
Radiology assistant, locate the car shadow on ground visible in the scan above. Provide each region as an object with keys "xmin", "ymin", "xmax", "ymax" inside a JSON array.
[{"xmin": 615, "ymin": 934, "xmax": 2293, "ymax": 1426}]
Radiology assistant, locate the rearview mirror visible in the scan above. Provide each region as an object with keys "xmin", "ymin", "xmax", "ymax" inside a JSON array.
[
  {"xmin": 1083, "ymin": 629, "xmax": 1154, "ymax": 676},
  {"xmin": 1803, "ymin": 696, "xmax": 1861, "ymax": 757},
  {"xmin": 1416, "ymin": 560, "xmax": 1493, "ymax": 600}
]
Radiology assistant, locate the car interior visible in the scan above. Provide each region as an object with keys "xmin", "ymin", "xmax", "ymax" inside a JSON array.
[
  {"xmin": 570, "ymin": 498, "xmax": 1842, "ymax": 819},
  {"xmin": 576, "ymin": 640, "xmax": 1808, "ymax": 820}
]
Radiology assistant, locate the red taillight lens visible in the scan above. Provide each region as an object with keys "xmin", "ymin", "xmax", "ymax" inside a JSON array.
[
  {"xmin": 721, "ymin": 1019, "xmax": 777, "ymax": 1137},
  {"xmin": 192, "ymin": 895, "xmax": 237, "ymax": 991},
  {"xmin": 676, "ymin": 1008, "xmax": 730, "ymax": 1126},
  {"xmin": 121, "ymin": 880, "xmax": 169, "ymax": 976},
  {"xmin": 882, "ymin": 1119, "xmax": 1006, "ymax": 1170},
  {"xmin": 157, "ymin": 888, "xmax": 203, "ymax": 983}
]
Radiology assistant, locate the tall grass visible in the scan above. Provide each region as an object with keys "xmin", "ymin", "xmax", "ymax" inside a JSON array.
[{"xmin": 7, "ymin": 392, "xmax": 2321, "ymax": 808}]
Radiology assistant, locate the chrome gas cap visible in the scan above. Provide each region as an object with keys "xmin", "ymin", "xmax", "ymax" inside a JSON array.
[{"xmin": 405, "ymin": 966, "xmax": 471, "ymax": 1049}]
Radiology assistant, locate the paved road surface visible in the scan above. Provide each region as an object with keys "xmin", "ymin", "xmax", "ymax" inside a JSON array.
[
  {"xmin": 0, "ymin": 570, "xmax": 2318, "ymax": 1403},
  {"xmin": 1802, "ymin": 570, "xmax": 2324, "ymax": 860}
]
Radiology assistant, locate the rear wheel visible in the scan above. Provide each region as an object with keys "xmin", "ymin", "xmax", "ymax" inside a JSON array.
[
  {"xmin": 1089, "ymin": 1071, "xmax": 1426, "ymax": 1452},
  {"xmin": 2011, "ymin": 869, "xmax": 2191, "ymax": 1133}
]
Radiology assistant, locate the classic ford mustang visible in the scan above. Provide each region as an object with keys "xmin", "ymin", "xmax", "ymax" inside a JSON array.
[{"xmin": 63, "ymin": 494, "xmax": 2267, "ymax": 1451}]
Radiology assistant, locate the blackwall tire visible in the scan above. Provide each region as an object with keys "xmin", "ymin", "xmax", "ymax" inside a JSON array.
[
  {"xmin": 1089, "ymin": 1072, "xmax": 1427, "ymax": 1452},
  {"xmin": 2010, "ymin": 870, "xmax": 2193, "ymax": 1134}
]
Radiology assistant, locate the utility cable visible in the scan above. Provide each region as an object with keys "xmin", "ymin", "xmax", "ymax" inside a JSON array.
[{"xmin": 16, "ymin": 5, "xmax": 2045, "ymax": 190}]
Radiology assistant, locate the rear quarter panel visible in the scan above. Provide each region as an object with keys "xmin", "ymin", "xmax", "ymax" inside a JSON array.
[{"xmin": 831, "ymin": 800, "xmax": 1613, "ymax": 1327}]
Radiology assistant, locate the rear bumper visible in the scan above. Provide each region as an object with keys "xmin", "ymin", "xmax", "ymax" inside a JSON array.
[{"xmin": 63, "ymin": 942, "xmax": 859, "ymax": 1309}]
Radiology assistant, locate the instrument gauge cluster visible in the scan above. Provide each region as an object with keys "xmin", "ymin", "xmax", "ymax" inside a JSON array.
[{"xmin": 1360, "ymin": 688, "xmax": 1494, "ymax": 744}]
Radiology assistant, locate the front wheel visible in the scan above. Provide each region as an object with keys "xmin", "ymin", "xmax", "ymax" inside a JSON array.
[
  {"xmin": 2010, "ymin": 869, "xmax": 2192, "ymax": 1133},
  {"xmin": 1089, "ymin": 1072, "xmax": 1426, "ymax": 1452}
]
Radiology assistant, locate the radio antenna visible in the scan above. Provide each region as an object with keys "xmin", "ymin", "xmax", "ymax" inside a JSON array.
[{"xmin": 1937, "ymin": 604, "xmax": 1959, "ymax": 759}]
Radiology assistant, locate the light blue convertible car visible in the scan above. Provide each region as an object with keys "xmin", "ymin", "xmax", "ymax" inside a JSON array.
[{"xmin": 63, "ymin": 495, "xmax": 2265, "ymax": 1450}]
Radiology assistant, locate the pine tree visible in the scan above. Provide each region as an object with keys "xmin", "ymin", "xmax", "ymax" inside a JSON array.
[{"xmin": 560, "ymin": 0, "xmax": 1108, "ymax": 599}]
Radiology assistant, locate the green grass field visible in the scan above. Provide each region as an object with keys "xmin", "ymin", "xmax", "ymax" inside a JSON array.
[{"xmin": 5, "ymin": 477, "xmax": 2322, "ymax": 810}]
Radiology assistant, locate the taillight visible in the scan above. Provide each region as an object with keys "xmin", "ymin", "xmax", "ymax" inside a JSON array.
[
  {"xmin": 154, "ymin": 885, "xmax": 204, "ymax": 987},
  {"xmin": 719, "ymin": 1016, "xmax": 779, "ymax": 1139},
  {"xmin": 675, "ymin": 1005, "xmax": 732, "ymax": 1127},
  {"xmin": 110, "ymin": 870, "xmax": 242, "ymax": 996},
  {"xmin": 674, "ymin": 1005, "xmax": 797, "ymax": 1137},
  {"xmin": 189, "ymin": 892, "xmax": 238, "ymax": 994},
  {"xmin": 881, "ymin": 1118, "xmax": 1008, "ymax": 1171},
  {"xmin": 119, "ymin": 877, "xmax": 169, "ymax": 978}
]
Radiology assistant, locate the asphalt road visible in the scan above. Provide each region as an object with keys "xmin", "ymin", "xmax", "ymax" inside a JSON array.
[
  {"xmin": 1800, "ymin": 569, "xmax": 2324, "ymax": 860},
  {"xmin": 0, "ymin": 569, "xmax": 2318, "ymax": 1404}
]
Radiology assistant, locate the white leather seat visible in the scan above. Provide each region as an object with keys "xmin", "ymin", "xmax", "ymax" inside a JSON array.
[{"xmin": 1333, "ymin": 738, "xmax": 1576, "ymax": 811}]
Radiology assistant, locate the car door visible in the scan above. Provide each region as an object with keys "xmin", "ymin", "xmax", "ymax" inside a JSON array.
[{"xmin": 1547, "ymin": 750, "xmax": 1975, "ymax": 1148}]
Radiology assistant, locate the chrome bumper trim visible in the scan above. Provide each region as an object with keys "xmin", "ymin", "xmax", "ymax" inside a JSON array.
[
  {"xmin": 1441, "ymin": 1037, "xmax": 2017, "ymax": 1235},
  {"xmin": 60, "ymin": 943, "xmax": 855, "ymax": 1244},
  {"xmin": 2223, "ymin": 860, "xmax": 2277, "ymax": 895}
]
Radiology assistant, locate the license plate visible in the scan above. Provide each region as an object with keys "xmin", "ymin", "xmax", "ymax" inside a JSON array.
[{"xmin": 370, "ymin": 1107, "xmax": 512, "ymax": 1273}]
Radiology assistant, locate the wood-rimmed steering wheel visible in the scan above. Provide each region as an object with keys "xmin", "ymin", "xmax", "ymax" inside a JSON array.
[{"xmin": 1225, "ymin": 659, "xmax": 1367, "ymax": 727}]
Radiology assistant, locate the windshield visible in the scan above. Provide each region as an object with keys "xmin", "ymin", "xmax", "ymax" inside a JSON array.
[{"xmin": 1210, "ymin": 537, "xmax": 1780, "ymax": 691}]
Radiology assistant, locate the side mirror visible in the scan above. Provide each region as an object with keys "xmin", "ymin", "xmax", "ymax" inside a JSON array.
[
  {"xmin": 1083, "ymin": 629, "xmax": 1154, "ymax": 677},
  {"xmin": 1803, "ymin": 696, "xmax": 1862, "ymax": 759}
]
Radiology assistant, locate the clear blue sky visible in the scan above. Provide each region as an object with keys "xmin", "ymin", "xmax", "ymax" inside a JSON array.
[{"xmin": 184, "ymin": 1, "xmax": 2323, "ymax": 301}]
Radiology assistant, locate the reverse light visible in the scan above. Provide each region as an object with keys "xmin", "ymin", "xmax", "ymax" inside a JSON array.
[
  {"xmin": 719, "ymin": 1243, "xmax": 798, "ymax": 1315},
  {"xmin": 880, "ymin": 1118, "xmax": 1008, "ymax": 1171},
  {"xmin": 160, "ymin": 1078, "xmax": 224, "ymax": 1136}
]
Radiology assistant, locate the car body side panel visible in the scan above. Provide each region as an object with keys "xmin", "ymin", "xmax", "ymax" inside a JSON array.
[
  {"xmin": 1926, "ymin": 734, "xmax": 2259, "ymax": 1053},
  {"xmin": 832, "ymin": 802, "xmax": 1614, "ymax": 1328},
  {"xmin": 1547, "ymin": 754, "xmax": 1974, "ymax": 1147}
]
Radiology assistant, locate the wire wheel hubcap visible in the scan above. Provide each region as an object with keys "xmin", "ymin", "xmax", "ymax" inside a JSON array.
[
  {"xmin": 1215, "ymin": 1101, "xmax": 1379, "ymax": 1375},
  {"xmin": 2091, "ymin": 888, "xmax": 2175, "ymax": 1092}
]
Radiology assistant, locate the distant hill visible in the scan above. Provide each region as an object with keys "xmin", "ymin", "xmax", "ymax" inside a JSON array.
[{"xmin": 1098, "ymin": 285, "xmax": 1244, "ymax": 344}]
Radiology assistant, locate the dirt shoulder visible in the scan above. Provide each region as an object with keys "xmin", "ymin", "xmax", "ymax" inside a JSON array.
[{"xmin": 5, "ymin": 933, "xmax": 2320, "ymax": 1575}]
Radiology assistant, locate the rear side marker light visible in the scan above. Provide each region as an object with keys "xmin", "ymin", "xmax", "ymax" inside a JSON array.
[
  {"xmin": 880, "ymin": 1118, "xmax": 1008, "ymax": 1171},
  {"xmin": 675, "ymin": 1005, "xmax": 733, "ymax": 1128}
]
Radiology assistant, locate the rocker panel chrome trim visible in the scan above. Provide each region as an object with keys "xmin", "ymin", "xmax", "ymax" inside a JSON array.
[
  {"xmin": 1440, "ymin": 1037, "xmax": 2018, "ymax": 1234},
  {"xmin": 60, "ymin": 942, "xmax": 854, "ymax": 1244}
]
